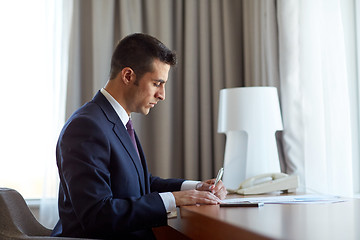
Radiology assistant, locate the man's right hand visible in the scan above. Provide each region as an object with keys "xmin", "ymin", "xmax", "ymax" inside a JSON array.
[{"xmin": 172, "ymin": 190, "xmax": 221, "ymax": 206}]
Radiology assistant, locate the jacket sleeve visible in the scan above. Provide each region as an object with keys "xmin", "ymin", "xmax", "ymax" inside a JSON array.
[{"xmin": 149, "ymin": 175, "xmax": 185, "ymax": 193}]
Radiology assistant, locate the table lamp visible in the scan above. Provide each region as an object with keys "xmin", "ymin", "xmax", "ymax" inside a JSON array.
[{"xmin": 218, "ymin": 87, "xmax": 283, "ymax": 190}]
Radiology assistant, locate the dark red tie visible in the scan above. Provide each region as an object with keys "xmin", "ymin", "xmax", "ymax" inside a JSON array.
[{"xmin": 126, "ymin": 119, "xmax": 140, "ymax": 158}]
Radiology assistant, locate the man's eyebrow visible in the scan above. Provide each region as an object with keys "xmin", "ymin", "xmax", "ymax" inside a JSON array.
[{"xmin": 153, "ymin": 79, "xmax": 166, "ymax": 83}]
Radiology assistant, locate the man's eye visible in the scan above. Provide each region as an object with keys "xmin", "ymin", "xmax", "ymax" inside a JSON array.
[{"xmin": 153, "ymin": 82, "xmax": 161, "ymax": 87}]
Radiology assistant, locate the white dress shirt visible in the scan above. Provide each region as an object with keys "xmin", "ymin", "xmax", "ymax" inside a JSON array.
[{"xmin": 100, "ymin": 88, "xmax": 199, "ymax": 212}]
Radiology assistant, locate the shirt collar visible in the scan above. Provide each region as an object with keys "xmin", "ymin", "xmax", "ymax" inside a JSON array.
[{"xmin": 100, "ymin": 88, "xmax": 129, "ymax": 127}]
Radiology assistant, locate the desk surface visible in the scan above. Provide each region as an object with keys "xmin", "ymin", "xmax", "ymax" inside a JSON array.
[{"xmin": 157, "ymin": 194, "xmax": 360, "ymax": 240}]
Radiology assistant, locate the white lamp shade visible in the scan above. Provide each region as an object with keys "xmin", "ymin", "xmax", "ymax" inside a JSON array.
[
  {"xmin": 217, "ymin": 87, "xmax": 283, "ymax": 190},
  {"xmin": 218, "ymin": 87, "xmax": 283, "ymax": 133}
]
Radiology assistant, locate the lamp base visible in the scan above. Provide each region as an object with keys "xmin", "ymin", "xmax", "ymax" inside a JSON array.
[
  {"xmin": 222, "ymin": 131, "xmax": 248, "ymax": 190},
  {"xmin": 222, "ymin": 130, "xmax": 281, "ymax": 190}
]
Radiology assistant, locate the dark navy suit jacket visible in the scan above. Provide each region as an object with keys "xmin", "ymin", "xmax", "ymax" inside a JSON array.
[{"xmin": 52, "ymin": 91, "xmax": 184, "ymax": 239}]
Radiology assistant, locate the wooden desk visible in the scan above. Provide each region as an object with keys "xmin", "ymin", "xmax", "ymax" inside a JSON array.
[{"xmin": 154, "ymin": 195, "xmax": 360, "ymax": 240}]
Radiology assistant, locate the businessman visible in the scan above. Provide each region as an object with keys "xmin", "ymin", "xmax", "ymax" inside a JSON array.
[{"xmin": 52, "ymin": 33, "xmax": 227, "ymax": 239}]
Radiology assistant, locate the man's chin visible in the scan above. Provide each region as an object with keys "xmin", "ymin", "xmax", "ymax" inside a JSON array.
[{"xmin": 141, "ymin": 108, "xmax": 151, "ymax": 115}]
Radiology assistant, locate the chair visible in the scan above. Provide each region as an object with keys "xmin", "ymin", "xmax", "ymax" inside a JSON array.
[{"xmin": 0, "ymin": 188, "xmax": 85, "ymax": 240}]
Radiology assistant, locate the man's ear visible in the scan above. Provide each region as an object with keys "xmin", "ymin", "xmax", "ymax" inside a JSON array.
[{"xmin": 121, "ymin": 67, "xmax": 136, "ymax": 85}]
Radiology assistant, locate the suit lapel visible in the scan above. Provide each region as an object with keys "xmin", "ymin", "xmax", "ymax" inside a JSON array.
[
  {"xmin": 113, "ymin": 125, "xmax": 146, "ymax": 195},
  {"xmin": 135, "ymin": 133, "xmax": 151, "ymax": 194},
  {"xmin": 92, "ymin": 91, "xmax": 146, "ymax": 195}
]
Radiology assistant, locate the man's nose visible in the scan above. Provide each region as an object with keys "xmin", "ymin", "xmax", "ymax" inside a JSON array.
[{"xmin": 156, "ymin": 85, "xmax": 165, "ymax": 101}]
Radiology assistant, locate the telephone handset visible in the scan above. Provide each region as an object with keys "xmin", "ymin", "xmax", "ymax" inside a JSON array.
[{"xmin": 228, "ymin": 173, "xmax": 299, "ymax": 195}]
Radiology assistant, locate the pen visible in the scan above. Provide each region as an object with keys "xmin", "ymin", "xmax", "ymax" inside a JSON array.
[
  {"xmin": 214, "ymin": 167, "xmax": 224, "ymax": 187},
  {"xmin": 220, "ymin": 202, "xmax": 264, "ymax": 207}
]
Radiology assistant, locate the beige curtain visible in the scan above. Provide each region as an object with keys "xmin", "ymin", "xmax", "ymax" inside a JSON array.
[
  {"xmin": 65, "ymin": 0, "xmax": 280, "ymax": 181},
  {"xmin": 277, "ymin": 0, "xmax": 356, "ymax": 196}
]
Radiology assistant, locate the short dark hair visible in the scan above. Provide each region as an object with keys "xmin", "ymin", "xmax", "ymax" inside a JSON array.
[{"xmin": 109, "ymin": 33, "xmax": 177, "ymax": 80}]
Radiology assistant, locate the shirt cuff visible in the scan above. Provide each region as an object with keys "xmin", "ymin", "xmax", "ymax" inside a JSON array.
[
  {"xmin": 159, "ymin": 192, "xmax": 176, "ymax": 212},
  {"xmin": 181, "ymin": 180, "xmax": 201, "ymax": 191}
]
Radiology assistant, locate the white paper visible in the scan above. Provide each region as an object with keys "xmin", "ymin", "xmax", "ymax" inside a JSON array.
[{"xmin": 221, "ymin": 194, "xmax": 346, "ymax": 205}]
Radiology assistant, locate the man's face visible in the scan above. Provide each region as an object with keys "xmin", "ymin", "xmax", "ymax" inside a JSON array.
[{"xmin": 127, "ymin": 59, "xmax": 170, "ymax": 115}]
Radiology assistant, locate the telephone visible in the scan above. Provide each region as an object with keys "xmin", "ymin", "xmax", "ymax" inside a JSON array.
[{"xmin": 227, "ymin": 173, "xmax": 299, "ymax": 195}]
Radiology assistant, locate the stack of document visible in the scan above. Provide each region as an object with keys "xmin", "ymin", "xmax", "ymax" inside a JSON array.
[{"xmin": 221, "ymin": 194, "xmax": 345, "ymax": 205}]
